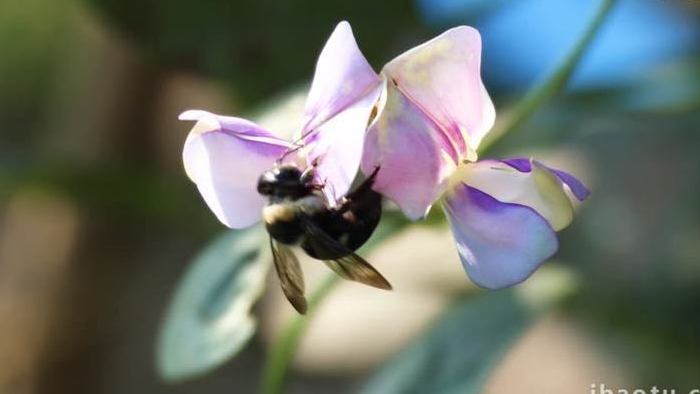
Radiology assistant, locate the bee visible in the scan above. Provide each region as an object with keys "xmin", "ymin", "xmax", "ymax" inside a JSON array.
[{"xmin": 257, "ymin": 165, "xmax": 391, "ymax": 314}]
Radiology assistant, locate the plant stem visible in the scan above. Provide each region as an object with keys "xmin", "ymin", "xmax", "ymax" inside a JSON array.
[
  {"xmin": 478, "ymin": 0, "xmax": 617, "ymax": 154},
  {"xmin": 260, "ymin": 1, "xmax": 617, "ymax": 392},
  {"xmin": 261, "ymin": 274, "xmax": 340, "ymax": 394},
  {"xmin": 261, "ymin": 212, "xmax": 411, "ymax": 394},
  {"xmin": 260, "ymin": 213, "xmax": 408, "ymax": 394}
]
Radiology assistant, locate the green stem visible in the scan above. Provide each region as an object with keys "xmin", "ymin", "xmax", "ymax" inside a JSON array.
[
  {"xmin": 478, "ymin": 0, "xmax": 617, "ymax": 154},
  {"xmin": 260, "ymin": 213, "xmax": 408, "ymax": 394},
  {"xmin": 260, "ymin": 1, "xmax": 616, "ymax": 392},
  {"xmin": 261, "ymin": 274, "xmax": 340, "ymax": 394}
]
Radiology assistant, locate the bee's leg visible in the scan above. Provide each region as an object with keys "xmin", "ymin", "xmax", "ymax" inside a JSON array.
[
  {"xmin": 334, "ymin": 166, "xmax": 382, "ymax": 215},
  {"xmin": 363, "ymin": 166, "xmax": 381, "ymax": 184},
  {"xmin": 321, "ymin": 179, "xmax": 339, "ymax": 207},
  {"xmin": 309, "ymin": 175, "xmax": 327, "ymax": 191},
  {"xmin": 344, "ymin": 166, "xmax": 381, "ymax": 200}
]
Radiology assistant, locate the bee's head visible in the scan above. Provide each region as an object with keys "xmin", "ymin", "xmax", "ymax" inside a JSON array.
[{"xmin": 257, "ymin": 165, "xmax": 314, "ymax": 200}]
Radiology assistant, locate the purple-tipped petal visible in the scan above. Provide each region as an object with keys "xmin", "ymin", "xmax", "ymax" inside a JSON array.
[
  {"xmin": 443, "ymin": 185, "xmax": 558, "ymax": 289},
  {"xmin": 361, "ymin": 82, "xmax": 454, "ymax": 220},
  {"xmin": 181, "ymin": 110, "xmax": 293, "ymax": 228},
  {"xmin": 302, "ymin": 21, "xmax": 381, "ymax": 135},
  {"xmin": 382, "ymin": 26, "xmax": 495, "ymax": 159},
  {"xmin": 454, "ymin": 159, "xmax": 576, "ymax": 231},
  {"xmin": 305, "ymin": 84, "xmax": 382, "ymax": 202},
  {"xmin": 502, "ymin": 157, "xmax": 590, "ymax": 202},
  {"xmin": 501, "ymin": 157, "xmax": 590, "ymax": 202},
  {"xmin": 543, "ymin": 166, "xmax": 591, "ymax": 202},
  {"xmin": 501, "ymin": 157, "xmax": 532, "ymax": 172}
]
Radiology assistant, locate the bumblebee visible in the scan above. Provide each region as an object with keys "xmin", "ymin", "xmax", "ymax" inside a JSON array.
[{"xmin": 257, "ymin": 165, "xmax": 391, "ymax": 313}]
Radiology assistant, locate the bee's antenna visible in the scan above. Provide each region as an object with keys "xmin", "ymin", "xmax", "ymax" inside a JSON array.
[
  {"xmin": 276, "ymin": 143, "xmax": 304, "ymax": 165},
  {"xmin": 300, "ymin": 166, "xmax": 315, "ymax": 184},
  {"xmin": 276, "ymin": 127, "xmax": 318, "ymax": 165}
]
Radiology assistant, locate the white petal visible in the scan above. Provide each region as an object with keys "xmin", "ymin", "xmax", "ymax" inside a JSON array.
[
  {"xmin": 302, "ymin": 21, "xmax": 381, "ymax": 134},
  {"xmin": 306, "ymin": 84, "xmax": 382, "ymax": 202},
  {"xmin": 453, "ymin": 159, "xmax": 575, "ymax": 231},
  {"xmin": 382, "ymin": 26, "xmax": 495, "ymax": 158},
  {"xmin": 181, "ymin": 112, "xmax": 291, "ymax": 228}
]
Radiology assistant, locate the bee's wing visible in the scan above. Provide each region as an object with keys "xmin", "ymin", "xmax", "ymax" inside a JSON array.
[
  {"xmin": 323, "ymin": 256, "xmax": 392, "ymax": 290},
  {"xmin": 300, "ymin": 217, "xmax": 392, "ymax": 290},
  {"xmin": 270, "ymin": 238, "xmax": 308, "ymax": 314}
]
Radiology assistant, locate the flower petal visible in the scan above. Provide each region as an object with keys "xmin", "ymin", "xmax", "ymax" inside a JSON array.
[
  {"xmin": 453, "ymin": 159, "xmax": 576, "ymax": 231},
  {"xmin": 443, "ymin": 185, "xmax": 558, "ymax": 289},
  {"xmin": 181, "ymin": 110, "xmax": 292, "ymax": 228},
  {"xmin": 180, "ymin": 110, "xmax": 290, "ymax": 144},
  {"xmin": 382, "ymin": 26, "xmax": 495, "ymax": 158},
  {"xmin": 544, "ymin": 166, "xmax": 591, "ymax": 202},
  {"xmin": 501, "ymin": 157, "xmax": 591, "ymax": 202},
  {"xmin": 305, "ymin": 84, "xmax": 383, "ymax": 202},
  {"xmin": 361, "ymin": 81, "xmax": 455, "ymax": 220},
  {"xmin": 302, "ymin": 21, "xmax": 381, "ymax": 134},
  {"xmin": 501, "ymin": 157, "xmax": 532, "ymax": 172}
]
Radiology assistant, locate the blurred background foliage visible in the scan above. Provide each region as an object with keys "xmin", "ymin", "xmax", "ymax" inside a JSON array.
[{"xmin": 1, "ymin": 0, "xmax": 699, "ymax": 393}]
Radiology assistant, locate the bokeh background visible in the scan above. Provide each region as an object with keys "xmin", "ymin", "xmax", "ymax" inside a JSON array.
[{"xmin": 1, "ymin": 0, "xmax": 699, "ymax": 393}]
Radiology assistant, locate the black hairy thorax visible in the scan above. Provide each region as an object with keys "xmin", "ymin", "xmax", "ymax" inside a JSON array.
[{"xmin": 257, "ymin": 165, "xmax": 382, "ymax": 259}]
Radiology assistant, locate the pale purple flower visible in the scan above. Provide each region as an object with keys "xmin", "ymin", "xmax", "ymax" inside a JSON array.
[
  {"xmin": 441, "ymin": 158, "xmax": 589, "ymax": 289},
  {"xmin": 357, "ymin": 26, "xmax": 590, "ymax": 289},
  {"xmin": 180, "ymin": 21, "xmax": 590, "ymax": 290},
  {"xmin": 180, "ymin": 21, "xmax": 382, "ymax": 228}
]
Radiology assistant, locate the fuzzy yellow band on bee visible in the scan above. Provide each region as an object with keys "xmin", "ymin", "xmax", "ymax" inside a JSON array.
[{"xmin": 262, "ymin": 204, "xmax": 297, "ymax": 224}]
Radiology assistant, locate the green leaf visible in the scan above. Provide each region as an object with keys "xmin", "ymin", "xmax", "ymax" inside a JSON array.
[
  {"xmin": 156, "ymin": 226, "xmax": 270, "ymax": 382},
  {"xmin": 361, "ymin": 290, "xmax": 534, "ymax": 394}
]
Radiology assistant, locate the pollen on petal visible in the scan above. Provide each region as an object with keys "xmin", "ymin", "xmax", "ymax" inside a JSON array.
[{"xmin": 381, "ymin": 26, "xmax": 495, "ymax": 158}]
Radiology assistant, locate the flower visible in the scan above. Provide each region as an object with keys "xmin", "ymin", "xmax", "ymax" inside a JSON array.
[
  {"xmin": 441, "ymin": 158, "xmax": 589, "ymax": 289},
  {"xmin": 180, "ymin": 21, "xmax": 590, "ymax": 290},
  {"xmin": 179, "ymin": 21, "xmax": 382, "ymax": 228},
  {"xmin": 356, "ymin": 26, "xmax": 590, "ymax": 289}
]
